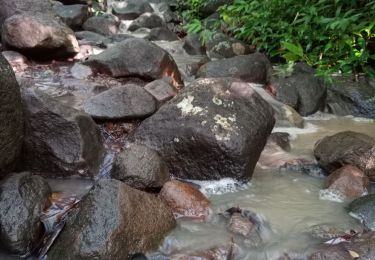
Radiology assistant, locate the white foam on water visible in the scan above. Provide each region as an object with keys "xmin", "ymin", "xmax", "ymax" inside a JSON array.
[
  {"xmin": 319, "ymin": 189, "xmax": 345, "ymax": 203},
  {"xmin": 188, "ymin": 178, "xmax": 250, "ymax": 196},
  {"xmin": 349, "ymin": 116, "xmax": 374, "ymax": 123},
  {"xmin": 273, "ymin": 122, "xmax": 319, "ymax": 140},
  {"xmin": 304, "ymin": 111, "xmax": 339, "ymax": 121}
]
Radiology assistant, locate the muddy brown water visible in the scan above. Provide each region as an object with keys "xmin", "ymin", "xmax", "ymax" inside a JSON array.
[{"xmin": 152, "ymin": 114, "xmax": 375, "ymax": 259}]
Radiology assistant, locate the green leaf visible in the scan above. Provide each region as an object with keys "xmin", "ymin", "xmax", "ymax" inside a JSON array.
[{"xmin": 282, "ymin": 42, "xmax": 304, "ymax": 57}]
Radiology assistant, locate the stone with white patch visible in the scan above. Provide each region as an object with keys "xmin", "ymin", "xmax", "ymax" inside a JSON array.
[{"xmin": 132, "ymin": 78, "xmax": 275, "ymax": 181}]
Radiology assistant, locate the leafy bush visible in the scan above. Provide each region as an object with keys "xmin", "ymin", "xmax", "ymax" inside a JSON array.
[{"xmin": 181, "ymin": 0, "xmax": 375, "ymax": 80}]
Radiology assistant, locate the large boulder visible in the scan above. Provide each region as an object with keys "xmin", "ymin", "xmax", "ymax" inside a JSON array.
[
  {"xmin": 0, "ymin": 172, "xmax": 51, "ymax": 255},
  {"xmin": 0, "ymin": 54, "xmax": 23, "ymax": 175},
  {"xmin": 132, "ymin": 78, "xmax": 275, "ymax": 180},
  {"xmin": 314, "ymin": 131, "xmax": 375, "ymax": 181},
  {"xmin": 112, "ymin": 0, "xmax": 154, "ymax": 20},
  {"xmin": 83, "ymin": 38, "xmax": 183, "ymax": 86},
  {"xmin": 325, "ymin": 77, "xmax": 375, "ymax": 119},
  {"xmin": 272, "ymin": 63, "xmax": 327, "ymax": 116},
  {"xmin": 83, "ymin": 84, "xmax": 157, "ymax": 120},
  {"xmin": 111, "ymin": 144, "xmax": 170, "ymax": 190},
  {"xmin": 348, "ymin": 194, "xmax": 375, "ymax": 231},
  {"xmin": 20, "ymin": 88, "xmax": 104, "ymax": 177},
  {"xmin": 2, "ymin": 14, "xmax": 79, "ymax": 59},
  {"xmin": 197, "ymin": 53, "xmax": 272, "ymax": 84},
  {"xmin": 47, "ymin": 179, "xmax": 176, "ymax": 259}
]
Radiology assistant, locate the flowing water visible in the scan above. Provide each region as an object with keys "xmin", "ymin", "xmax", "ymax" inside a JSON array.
[{"xmin": 152, "ymin": 114, "xmax": 375, "ymax": 259}]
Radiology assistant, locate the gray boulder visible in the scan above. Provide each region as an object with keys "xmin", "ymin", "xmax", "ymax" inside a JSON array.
[
  {"xmin": 273, "ymin": 62, "xmax": 327, "ymax": 116},
  {"xmin": 145, "ymin": 27, "xmax": 179, "ymax": 41},
  {"xmin": 20, "ymin": 88, "xmax": 104, "ymax": 177},
  {"xmin": 128, "ymin": 13, "xmax": 166, "ymax": 31},
  {"xmin": 54, "ymin": 4, "xmax": 88, "ymax": 30},
  {"xmin": 0, "ymin": 53, "xmax": 23, "ymax": 175},
  {"xmin": 112, "ymin": 0, "xmax": 154, "ymax": 20},
  {"xmin": 348, "ymin": 194, "xmax": 375, "ymax": 231},
  {"xmin": 111, "ymin": 144, "xmax": 170, "ymax": 190},
  {"xmin": 183, "ymin": 33, "xmax": 206, "ymax": 55},
  {"xmin": 82, "ymin": 15, "xmax": 119, "ymax": 36},
  {"xmin": 0, "ymin": 172, "xmax": 51, "ymax": 255},
  {"xmin": 197, "ymin": 53, "xmax": 272, "ymax": 84},
  {"xmin": 75, "ymin": 30, "xmax": 108, "ymax": 46},
  {"xmin": 326, "ymin": 77, "xmax": 375, "ymax": 119},
  {"xmin": 47, "ymin": 179, "xmax": 176, "ymax": 259},
  {"xmin": 314, "ymin": 131, "xmax": 375, "ymax": 181},
  {"xmin": 132, "ymin": 78, "xmax": 275, "ymax": 181},
  {"xmin": 83, "ymin": 84, "xmax": 157, "ymax": 120},
  {"xmin": 2, "ymin": 13, "xmax": 79, "ymax": 59},
  {"xmin": 83, "ymin": 38, "xmax": 183, "ymax": 86}
]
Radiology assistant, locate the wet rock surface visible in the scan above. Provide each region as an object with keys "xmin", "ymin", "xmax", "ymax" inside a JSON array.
[
  {"xmin": 326, "ymin": 77, "xmax": 375, "ymax": 119},
  {"xmin": 348, "ymin": 194, "xmax": 375, "ymax": 230},
  {"xmin": 111, "ymin": 144, "xmax": 170, "ymax": 190},
  {"xmin": 314, "ymin": 131, "xmax": 375, "ymax": 181},
  {"xmin": 83, "ymin": 84, "xmax": 157, "ymax": 120},
  {"xmin": 0, "ymin": 172, "xmax": 51, "ymax": 255},
  {"xmin": 159, "ymin": 180, "xmax": 211, "ymax": 219},
  {"xmin": 273, "ymin": 63, "xmax": 327, "ymax": 116},
  {"xmin": 20, "ymin": 88, "xmax": 104, "ymax": 177},
  {"xmin": 324, "ymin": 165, "xmax": 369, "ymax": 199},
  {"xmin": 83, "ymin": 38, "xmax": 182, "ymax": 86},
  {"xmin": 47, "ymin": 179, "xmax": 176, "ymax": 259},
  {"xmin": 133, "ymin": 78, "xmax": 275, "ymax": 180},
  {"xmin": 0, "ymin": 53, "xmax": 23, "ymax": 175},
  {"xmin": 197, "ymin": 53, "xmax": 272, "ymax": 84}
]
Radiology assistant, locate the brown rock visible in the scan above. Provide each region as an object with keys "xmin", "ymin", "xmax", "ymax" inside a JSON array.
[
  {"xmin": 159, "ymin": 180, "xmax": 211, "ymax": 220},
  {"xmin": 314, "ymin": 131, "xmax": 375, "ymax": 181},
  {"xmin": 48, "ymin": 179, "xmax": 175, "ymax": 259},
  {"xmin": 325, "ymin": 165, "xmax": 369, "ymax": 199},
  {"xmin": 228, "ymin": 212, "xmax": 254, "ymax": 237}
]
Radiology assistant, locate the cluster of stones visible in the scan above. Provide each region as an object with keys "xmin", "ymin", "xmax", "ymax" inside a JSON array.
[{"xmin": 0, "ymin": 0, "xmax": 374, "ymax": 259}]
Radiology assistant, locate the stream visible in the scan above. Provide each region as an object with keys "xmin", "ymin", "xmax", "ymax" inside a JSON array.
[{"xmin": 35, "ymin": 114, "xmax": 374, "ymax": 259}]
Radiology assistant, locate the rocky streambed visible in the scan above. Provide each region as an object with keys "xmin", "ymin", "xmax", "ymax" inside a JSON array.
[{"xmin": 0, "ymin": 0, "xmax": 375, "ymax": 259}]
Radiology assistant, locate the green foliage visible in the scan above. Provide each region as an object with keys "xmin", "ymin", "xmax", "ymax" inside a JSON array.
[{"xmin": 181, "ymin": 0, "xmax": 375, "ymax": 79}]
